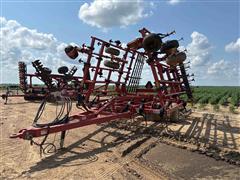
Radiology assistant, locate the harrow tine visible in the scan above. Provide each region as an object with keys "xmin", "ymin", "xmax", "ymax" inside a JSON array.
[{"xmin": 127, "ymin": 53, "xmax": 144, "ymax": 92}]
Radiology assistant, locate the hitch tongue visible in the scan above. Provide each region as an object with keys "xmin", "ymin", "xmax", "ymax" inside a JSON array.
[
  {"xmin": 10, "ymin": 133, "xmax": 21, "ymax": 138},
  {"xmin": 9, "ymin": 129, "xmax": 27, "ymax": 139}
]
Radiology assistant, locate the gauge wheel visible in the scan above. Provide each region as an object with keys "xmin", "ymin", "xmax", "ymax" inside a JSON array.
[
  {"xmin": 142, "ymin": 33, "xmax": 162, "ymax": 52},
  {"xmin": 104, "ymin": 60, "xmax": 120, "ymax": 69},
  {"xmin": 105, "ymin": 47, "xmax": 120, "ymax": 56}
]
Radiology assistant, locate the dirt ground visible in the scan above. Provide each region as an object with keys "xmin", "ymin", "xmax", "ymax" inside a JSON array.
[{"xmin": 0, "ymin": 97, "xmax": 239, "ymax": 180}]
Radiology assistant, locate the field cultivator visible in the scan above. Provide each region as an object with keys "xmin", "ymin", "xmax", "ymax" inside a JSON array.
[
  {"xmin": 1, "ymin": 61, "xmax": 83, "ymax": 104},
  {"xmin": 10, "ymin": 28, "xmax": 194, "ymax": 153}
]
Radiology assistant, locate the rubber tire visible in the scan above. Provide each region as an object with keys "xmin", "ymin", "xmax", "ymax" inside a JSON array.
[
  {"xmin": 105, "ymin": 47, "xmax": 120, "ymax": 56},
  {"xmin": 166, "ymin": 52, "xmax": 186, "ymax": 66},
  {"xmin": 65, "ymin": 45, "xmax": 79, "ymax": 59},
  {"xmin": 58, "ymin": 66, "xmax": 69, "ymax": 74},
  {"xmin": 43, "ymin": 67, "xmax": 52, "ymax": 74},
  {"xmin": 104, "ymin": 60, "xmax": 120, "ymax": 69},
  {"xmin": 169, "ymin": 109, "xmax": 179, "ymax": 122},
  {"xmin": 161, "ymin": 40, "xmax": 179, "ymax": 53},
  {"xmin": 159, "ymin": 107, "xmax": 165, "ymax": 118},
  {"xmin": 142, "ymin": 33, "xmax": 162, "ymax": 52}
]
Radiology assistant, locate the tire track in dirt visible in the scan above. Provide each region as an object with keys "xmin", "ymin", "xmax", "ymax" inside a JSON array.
[{"xmin": 95, "ymin": 137, "xmax": 165, "ymax": 180}]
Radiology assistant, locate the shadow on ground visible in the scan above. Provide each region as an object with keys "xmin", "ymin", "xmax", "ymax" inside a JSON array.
[{"xmin": 24, "ymin": 113, "xmax": 239, "ymax": 174}]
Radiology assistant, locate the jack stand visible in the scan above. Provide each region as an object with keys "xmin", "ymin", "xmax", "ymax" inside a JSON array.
[
  {"xmin": 60, "ymin": 130, "xmax": 66, "ymax": 149},
  {"xmin": 59, "ymin": 116, "xmax": 69, "ymax": 149}
]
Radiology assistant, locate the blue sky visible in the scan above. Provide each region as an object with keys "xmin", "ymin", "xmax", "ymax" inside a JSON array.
[{"xmin": 1, "ymin": 0, "xmax": 239, "ymax": 86}]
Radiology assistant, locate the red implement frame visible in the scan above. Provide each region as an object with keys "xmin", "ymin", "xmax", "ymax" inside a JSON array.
[
  {"xmin": 10, "ymin": 28, "xmax": 192, "ymax": 149},
  {"xmin": 1, "ymin": 63, "xmax": 83, "ymax": 103}
]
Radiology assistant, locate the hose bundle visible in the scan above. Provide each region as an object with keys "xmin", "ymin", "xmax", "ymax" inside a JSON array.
[{"xmin": 32, "ymin": 95, "xmax": 72, "ymax": 128}]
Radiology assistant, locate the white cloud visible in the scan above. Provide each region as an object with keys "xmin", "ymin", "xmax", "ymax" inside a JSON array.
[
  {"xmin": 182, "ymin": 31, "xmax": 239, "ymax": 85},
  {"xmin": 140, "ymin": 63, "xmax": 154, "ymax": 85},
  {"xmin": 207, "ymin": 59, "xmax": 239, "ymax": 83},
  {"xmin": 207, "ymin": 59, "xmax": 228, "ymax": 75},
  {"xmin": 186, "ymin": 31, "xmax": 212, "ymax": 67},
  {"xmin": 78, "ymin": 0, "xmax": 152, "ymax": 29},
  {"xmin": 1, "ymin": 18, "xmax": 57, "ymax": 51},
  {"xmin": 225, "ymin": 38, "xmax": 240, "ymax": 52},
  {"xmin": 0, "ymin": 17, "xmax": 78, "ymax": 83},
  {"xmin": 167, "ymin": 0, "xmax": 181, "ymax": 5}
]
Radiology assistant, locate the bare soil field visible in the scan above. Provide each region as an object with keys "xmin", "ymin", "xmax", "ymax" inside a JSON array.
[{"xmin": 1, "ymin": 97, "xmax": 239, "ymax": 179}]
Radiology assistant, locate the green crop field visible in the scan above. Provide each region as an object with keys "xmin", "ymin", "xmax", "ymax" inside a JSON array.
[
  {"xmin": 182, "ymin": 86, "xmax": 240, "ymax": 107},
  {"xmin": 1, "ymin": 84, "xmax": 239, "ymax": 107}
]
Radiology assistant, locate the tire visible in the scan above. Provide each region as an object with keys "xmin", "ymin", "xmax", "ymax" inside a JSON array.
[
  {"xmin": 105, "ymin": 47, "xmax": 120, "ymax": 56},
  {"xmin": 65, "ymin": 45, "xmax": 79, "ymax": 59},
  {"xmin": 159, "ymin": 107, "xmax": 165, "ymax": 118},
  {"xmin": 58, "ymin": 66, "xmax": 69, "ymax": 74},
  {"xmin": 169, "ymin": 109, "xmax": 179, "ymax": 122},
  {"xmin": 166, "ymin": 52, "xmax": 186, "ymax": 66},
  {"xmin": 161, "ymin": 40, "xmax": 179, "ymax": 53},
  {"xmin": 104, "ymin": 60, "xmax": 120, "ymax": 69},
  {"xmin": 43, "ymin": 67, "xmax": 52, "ymax": 75},
  {"xmin": 142, "ymin": 33, "xmax": 162, "ymax": 52}
]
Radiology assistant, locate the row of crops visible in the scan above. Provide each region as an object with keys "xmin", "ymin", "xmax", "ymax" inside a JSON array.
[
  {"xmin": 1, "ymin": 84, "xmax": 239, "ymax": 107},
  {"xmin": 184, "ymin": 86, "xmax": 240, "ymax": 107}
]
